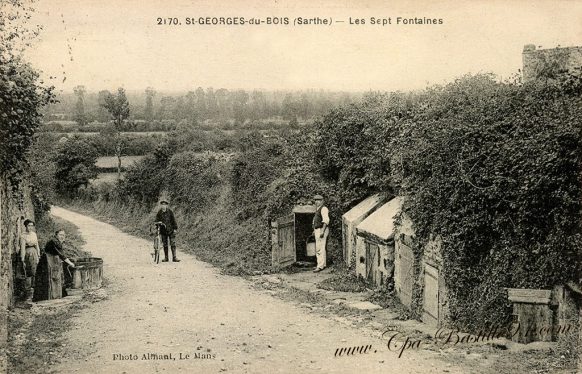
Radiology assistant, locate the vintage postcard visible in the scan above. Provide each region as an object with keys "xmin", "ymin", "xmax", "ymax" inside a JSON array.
[{"xmin": 1, "ymin": 0, "xmax": 582, "ymax": 373}]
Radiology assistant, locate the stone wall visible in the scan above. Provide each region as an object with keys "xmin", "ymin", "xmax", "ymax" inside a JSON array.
[
  {"xmin": 522, "ymin": 44, "xmax": 582, "ymax": 82},
  {"xmin": 0, "ymin": 174, "xmax": 34, "ymax": 372}
]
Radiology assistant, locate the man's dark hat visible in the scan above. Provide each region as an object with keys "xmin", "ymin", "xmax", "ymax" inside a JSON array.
[
  {"xmin": 160, "ymin": 199, "xmax": 169, "ymax": 205},
  {"xmin": 23, "ymin": 219, "xmax": 34, "ymax": 226}
]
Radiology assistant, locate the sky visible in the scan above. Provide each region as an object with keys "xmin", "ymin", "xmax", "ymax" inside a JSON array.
[{"xmin": 23, "ymin": 0, "xmax": 582, "ymax": 94}]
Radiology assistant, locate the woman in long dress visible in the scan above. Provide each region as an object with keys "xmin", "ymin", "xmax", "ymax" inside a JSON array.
[
  {"xmin": 33, "ymin": 229, "xmax": 78, "ymax": 302},
  {"xmin": 20, "ymin": 219, "xmax": 41, "ymax": 299}
]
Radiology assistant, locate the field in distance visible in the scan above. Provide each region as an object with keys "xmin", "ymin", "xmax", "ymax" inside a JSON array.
[{"xmin": 96, "ymin": 156, "xmax": 146, "ymax": 169}]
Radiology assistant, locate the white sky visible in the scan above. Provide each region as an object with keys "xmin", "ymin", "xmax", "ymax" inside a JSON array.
[{"xmin": 24, "ymin": 0, "xmax": 582, "ymax": 93}]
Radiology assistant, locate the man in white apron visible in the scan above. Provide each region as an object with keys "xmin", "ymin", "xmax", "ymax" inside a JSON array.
[{"xmin": 312, "ymin": 194, "xmax": 329, "ymax": 272}]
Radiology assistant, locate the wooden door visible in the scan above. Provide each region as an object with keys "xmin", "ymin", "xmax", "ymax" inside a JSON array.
[
  {"xmin": 271, "ymin": 214, "xmax": 296, "ymax": 267},
  {"xmin": 342, "ymin": 222, "xmax": 349, "ymax": 266},
  {"xmin": 366, "ymin": 242, "xmax": 379, "ymax": 285},
  {"xmin": 396, "ymin": 242, "xmax": 414, "ymax": 308},
  {"xmin": 423, "ymin": 264, "xmax": 439, "ymax": 326}
]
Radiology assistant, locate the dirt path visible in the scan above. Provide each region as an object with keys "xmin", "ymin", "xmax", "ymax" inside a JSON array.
[{"xmin": 49, "ymin": 206, "xmax": 464, "ymax": 374}]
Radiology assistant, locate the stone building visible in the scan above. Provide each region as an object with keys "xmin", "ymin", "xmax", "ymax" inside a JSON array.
[
  {"xmin": 341, "ymin": 193, "xmax": 386, "ymax": 269},
  {"xmin": 344, "ymin": 195, "xmax": 450, "ymax": 326},
  {"xmin": 522, "ymin": 44, "xmax": 582, "ymax": 82}
]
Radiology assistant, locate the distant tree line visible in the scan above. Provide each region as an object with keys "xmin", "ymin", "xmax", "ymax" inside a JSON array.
[{"xmin": 43, "ymin": 87, "xmax": 361, "ymax": 128}]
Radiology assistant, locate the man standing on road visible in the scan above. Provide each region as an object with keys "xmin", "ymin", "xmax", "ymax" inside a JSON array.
[
  {"xmin": 155, "ymin": 199, "xmax": 180, "ymax": 263},
  {"xmin": 312, "ymin": 194, "xmax": 329, "ymax": 273}
]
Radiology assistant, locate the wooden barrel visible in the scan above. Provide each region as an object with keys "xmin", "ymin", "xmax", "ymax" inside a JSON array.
[{"xmin": 68, "ymin": 257, "xmax": 103, "ymax": 290}]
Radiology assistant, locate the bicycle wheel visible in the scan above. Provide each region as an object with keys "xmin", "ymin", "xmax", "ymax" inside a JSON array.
[{"xmin": 153, "ymin": 234, "xmax": 160, "ymax": 264}]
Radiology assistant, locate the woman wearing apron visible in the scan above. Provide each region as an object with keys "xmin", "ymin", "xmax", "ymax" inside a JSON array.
[
  {"xmin": 33, "ymin": 229, "xmax": 79, "ymax": 302},
  {"xmin": 20, "ymin": 219, "xmax": 40, "ymax": 299}
]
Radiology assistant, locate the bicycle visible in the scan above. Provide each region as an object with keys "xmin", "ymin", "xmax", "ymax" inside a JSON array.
[{"xmin": 150, "ymin": 221, "xmax": 166, "ymax": 264}]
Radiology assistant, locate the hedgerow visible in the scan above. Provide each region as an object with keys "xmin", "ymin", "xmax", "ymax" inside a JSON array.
[
  {"xmin": 84, "ymin": 130, "xmax": 163, "ymax": 156},
  {"xmin": 165, "ymin": 151, "xmax": 223, "ymax": 211},
  {"xmin": 313, "ymin": 93, "xmax": 395, "ymax": 207},
  {"xmin": 230, "ymin": 133, "xmax": 286, "ymax": 219},
  {"xmin": 54, "ymin": 136, "xmax": 99, "ymax": 195},
  {"xmin": 115, "ymin": 144, "xmax": 174, "ymax": 206}
]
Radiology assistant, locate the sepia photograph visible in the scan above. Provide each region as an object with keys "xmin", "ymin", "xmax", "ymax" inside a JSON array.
[{"xmin": 1, "ymin": 0, "xmax": 582, "ymax": 373}]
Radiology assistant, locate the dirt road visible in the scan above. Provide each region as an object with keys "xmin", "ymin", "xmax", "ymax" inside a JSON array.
[{"xmin": 49, "ymin": 206, "xmax": 464, "ymax": 374}]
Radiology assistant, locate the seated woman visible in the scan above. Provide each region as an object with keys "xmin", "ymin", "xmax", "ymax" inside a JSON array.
[
  {"xmin": 33, "ymin": 229, "xmax": 79, "ymax": 302},
  {"xmin": 20, "ymin": 219, "xmax": 41, "ymax": 299}
]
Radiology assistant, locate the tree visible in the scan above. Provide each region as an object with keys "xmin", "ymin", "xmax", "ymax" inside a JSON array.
[
  {"xmin": 54, "ymin": 136, "xmax": 98, "ymax": 195},
  {"xmin": 215, "ymin": 88, "xmax": 230, "ymax": 120},
  {"xmin": 281, "ymin": 93, "xmax": 297, "ymax": 120},
  {"xmin": 73, "ymin": 85, "xmax": 87, "ymax": 126},
  {"xmin": 157, "ymin": 96, "xmax": 175, "ymax": 122},
  {"xmin": 28, "ymin": 133, "xmax": 60, "ymax": 204},
  {"xmin": 232, "ymin": 90, "xmax": 249, "ymax": 126},
  {"xmin": 184, "ymin": 91, "xmax": 197, "ymax": 126},
  {"xmin": 102, "ymin": 88, "xmax": 130, "ymax": 180},
  {"xmin": 97, "ymin": 90, "xmax": 111, "ymax": 122},
  {"xmin": 174, "ymin": 96, "xmax": 187, "ymax": 121},
  {"xmin": 299, "ymin": 93, "xmax": 311, "ymax": 119},
  {"xmin": 144, "ymin": 87, "xmax": 156, "ymax": 123},
  {"xmin": 206, "ymin": 87, "xmax": 219, "ymax": 119},
  {"xmin": 195, "ymin": 87, "xmax": 207, "ymax": 120},
  {"xmin": 250, "ymin": 90, "xmax": 267, "ymax": 121}
]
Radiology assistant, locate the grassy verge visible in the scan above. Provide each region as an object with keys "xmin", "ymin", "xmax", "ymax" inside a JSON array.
[{"xmin": 7, "ymin": 303, "xmax": 85, "ymax": 373}]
